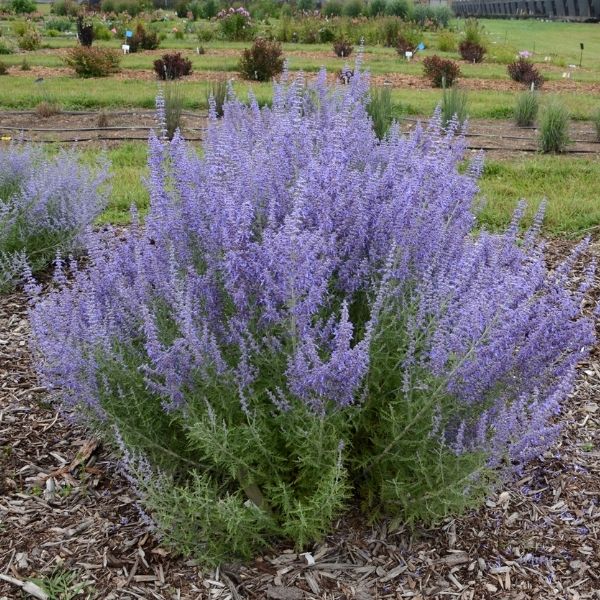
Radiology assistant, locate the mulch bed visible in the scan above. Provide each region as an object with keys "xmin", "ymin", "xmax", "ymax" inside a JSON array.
[{"xmin": 1, "ymin": 239, "xmax": 599, "ymax": 600}]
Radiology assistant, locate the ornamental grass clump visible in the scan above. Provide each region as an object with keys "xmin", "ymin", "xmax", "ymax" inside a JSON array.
[
  {"xmin": 30, "ymin": 61, "xmax": 595, "ymax": 566},
  {"xmin": 513, "ymin": 90, "xmax": 538, "ymax": 127},
  {"xmin": 0, "ymin": 144, "xmax": 108, "ymax": 290}
]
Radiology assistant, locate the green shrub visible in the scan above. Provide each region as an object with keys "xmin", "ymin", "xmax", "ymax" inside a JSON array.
[
  {"xmin": 322, "ymin": 0, "xmax": 343, "ymax": 16},
  {"xmin": 45, "ymin": 17, "xmax": 72, "ymax": 32},
  {"xmin": 239, "ymin": 38, "xmax": 284, "ymax": 81},
  {"xmin": 130, "ymin": 22, "xmax": 160, "ymax": 51},
  {"xmin": 423, "ymin": 55, "xmax": 460, "ymax": 88},
  {"xmin": 218, "ymin": 12, "xmax": 254, "ymax": 42},
  {"xmin": 369, "ymin": 0, "xmax": 386, "ymax": 16},
  {"xmin": 206, "ymin": 78, "xmax": 228, "ymax": 118},
  {"xmin": 436, "ymin": 30, "xmax": 456, "ymax": 52},
  {"xmin": 539, "ymin": 100, "xmax": 570, "ymax": 153},
  {"xmin": 11, "ymin": 21, "xmax": 29, "ymax": 36},
  {"xmin": 431, "ymin": 6, "xmax": 452, "ymax": 28},
  {"xmin": 410, "ymin": 4, "xmax": 434, "ymax": 26},
  {"xmin": 196, "ymin": 22, "xmax": 215, "ymax": 42},
  {"xmin": 297, "ymin": 0, "xmax": 315, "ymax": 10},
  {"xmin": 93, "ymin": 23, "xmax": 113, "ymax": 41},
  {"xmin": 380, "ymin": 17, "xmax": 401, "ymax": 47},
  {"xmin": 385, "ymin": 0, "xmax": 408, "ymax": 18},
  {"xmin": 441, "ymin": 85, "xmax": 468, "ymax": 127},
  {"xmin": 11, "ymin": 0, "xmax": 36, "ymax": 13},
  {"xmin": 50, "ymin": 0, "xmax": 79, "ymax": 16},
  {"xmin": 17, "ymin": 29, "xmax": 42, "ymax": 51},
  {"xmin": 396, "ymin": 27, "xmax": 420, "ymax": 56},
  {"xmin": 0, "ymin": 61, "xmax": 7, "ymax": 75},
  {"xmin": 64, "ymin": 46, "xmax": 121, "ymax": 78},
  {"xmin": 20, "ymin": 57, "xmax": 30, "ymax": 70},
  {"xmin": 162, "ymin": 82, "xmax": 183, "ymax": 140},
  {"xmin": 367, "ymin": 85, "xmax": 393, "ymax": 139},
  {"xmin": 463, "ymin": 18, "xmax": 484, "ymax": 45},
  {"xmin": 343, "ymin": 0, "xmax": 364, "ymax": 17},
  {"xmin": 593, "ymin": 108, "xmax": 600, "ymax": 142},
  {"xmin": 0, "ymin": 41, "xmax": 13, "ymax": 55},
  {"xmin": 513, "ymin": 91, "xmax": 538, "ymax": 127}
]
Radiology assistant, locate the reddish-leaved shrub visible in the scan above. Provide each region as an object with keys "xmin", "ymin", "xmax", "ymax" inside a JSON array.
[
  {"xmin": 153, "ymin": 52, "xmax": 193, "ymax": 80},
  {"xmin": 507, "ymin": 57, "xmax": 544, "ymax": 88},
  {"xmin": 423, "ymin": 55, "xmax": 460, "ymax": 87},
  {"xmin": 458, "ymin": 40, "xmax": 486, "ymax": 63},
  {"xmin": 238, "ymin": 38, "xmax": 284, "ymax": 81}
]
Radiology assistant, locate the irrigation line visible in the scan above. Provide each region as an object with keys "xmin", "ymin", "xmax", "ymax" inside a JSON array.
[
  {"xmin": 0, "ymin": 126, "xmax": 209, "ymax": 133},
  {"xmin": 4, "ymin": 136, "xmax": 206, "ymax": 143}
]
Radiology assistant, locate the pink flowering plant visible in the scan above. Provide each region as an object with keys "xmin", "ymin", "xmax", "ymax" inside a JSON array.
[
  {"xmin": 0, "ymin": 144, "xmax": 108, "ymax": 290},
  {"xmin": 217, "ymin": 6, "xmax": 254, "ymax": 41},
  {"xmin": 29, "ymin": 60, "xmax": 595, "ymax": 564}
]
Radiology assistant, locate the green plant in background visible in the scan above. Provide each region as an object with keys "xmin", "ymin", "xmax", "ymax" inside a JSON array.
[
  {"xmin": 539, "ymin": 99, "xmax": 571, "ymax": 153},
  {"xmin": 206, "ymin": 79, "xmax": 228, "ymax": 118},
  {"xmin": 10, "ymin": 0, "xmax": 36, "ymax": 14},
  {"xmin": 463, "ymin": 18, "xmax": 486, "ymax": 46},
  {"xmin": 0, "ymin": 61, "xmax": 7, "ymax": 76},
  {"xmin": 437, "ymin": 30, "xmax": 456, "ymax": 52},
  {"xmin": 593, "ymin": 108, "xmax": 600, "ymax": 141},
  {"xmin": 513, "ymin": 90, "xmax": 538, "ymax": 127},
  {"xmin": 367, "ymin": 85, "xmax": 394, "ymax": 139},
  {"xmin": 30, "ymin": 569, "xmax": 91, "ymax": 600},
  {"xmin": 162, "ymin": 82, "xmax": 184, "ymax": 140},
  {"xmin": 441, "ymin": 84, "xmax": 468, "ymax": 127}
]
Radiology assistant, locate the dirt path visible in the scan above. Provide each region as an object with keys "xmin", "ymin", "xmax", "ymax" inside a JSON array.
[{"xmin": 1, "ymin": 239, "xmax": 599, "ymax": 599}]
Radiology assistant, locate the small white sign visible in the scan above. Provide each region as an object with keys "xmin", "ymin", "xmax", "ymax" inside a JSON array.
[
  {"xmin": 121, "ymin": 44, "xmax": 130, "ymax": 54},
  {"xmin": 405, "ymin": 51, "xmax": 413, "ymax": 60}
]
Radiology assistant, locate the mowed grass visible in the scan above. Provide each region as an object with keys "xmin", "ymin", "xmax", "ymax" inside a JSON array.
[
  {"xmin": 94, "ymin": 141, "xmax": 600, "ymax": 237},
  {"xmin": 478, "ymin": 156, "xmax": 600, "ymax": 236}
]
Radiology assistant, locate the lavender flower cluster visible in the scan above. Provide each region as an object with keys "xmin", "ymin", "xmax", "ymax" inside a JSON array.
[
  {"xmin": 29, "ymin": 62, "xmax": 594, "ymax": 545},
  {"xmin": 216, "ymin": 6, "xmax": 251, "ymax": 20},
  {"xmin": 0, "ymin": 143, "xmax": 108, "ymax": 287}
]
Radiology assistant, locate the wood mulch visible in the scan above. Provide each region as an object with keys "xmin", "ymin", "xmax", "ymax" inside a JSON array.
[{"xmin": 1, "ymin": 238, "xmax": 599, "ymax": 599}]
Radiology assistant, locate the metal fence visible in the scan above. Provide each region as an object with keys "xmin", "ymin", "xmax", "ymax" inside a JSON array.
[{"xmin": 452, "ymin": 0, "xmax": 600, "ymax": 20}]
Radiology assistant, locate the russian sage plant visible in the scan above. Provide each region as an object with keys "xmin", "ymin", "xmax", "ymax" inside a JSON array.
[
  {"xmin": 0, "ymin": 144, "xmax": 108, "ymax": 289},
  {"xmin": 29, "ymin": 61, "xmax": 595, "ymax": 564}
]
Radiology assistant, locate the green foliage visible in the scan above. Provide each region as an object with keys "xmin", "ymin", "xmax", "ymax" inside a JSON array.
[
  {"xmin": 163, "ymin": 82, "xmax": 183, "ymax": 140},
  {"xmin": 20, "ymin": 58, "xmax": 30, "ymax": 70},
  {"xmin": 99, "ymin": 346, "xmax": 351, "ymax": 565},
  {"xmin": 30, "ymin": 568, "xmax": 91, "ymax": 600},
  {"xmin": 513, "ymin": 91, "xmax": 538, "ymax": 127},
  {"xmin": 539, "ymin": 99, "xmax": 570, "ymax": 153},
  {"xmin": 352, "ymin": 305, "xmax": 491, "ymax": 524},
  {"xmin": 130, "ymin": 22, "xmax": 160, "ymax": 52},
  {"xmin": 441, "ymin": 85, "xmax": 468, "ymax": 127},
  {"xmin": 10, "ymin": 0, "xmax": 36, "ymax": 14},
  {"xmin": 100, "ymin": 0, "xmax": 148, "ymax": 15},
  {"xmin": 369, "ymin": 0, "xmax": 386, "ymax": 16},
  {"xmin": 93, "ymin": 23, "xmax": 113, "ymax": 41},
  {"xmin": 45, "ymin": 17, "xmax": 72, "ymax": 32},
  {"xmin": 463, "ymin": 18, "xmax": 485, "ymax": 46},
  {"xmin": 343, "ymin": 0, "xmax": 364, "ymax": 17},
  {"xmin": 11, "ymin": 21, "xmax": 29, "ymax": 37},
  {"xmin": 219, "ymin": 13, "xmax": 255, "ymax": 42},
  {"xmin": 385, "ymin": 0, "xmax": 409, "ymax": 18},
  {"xmin": 64, "ymin": 47, "xmax": 121, "ymax": 78},
  {"xmin": 593, "ymin": 108, "xmax": 600, "ymax": 142},
  {"xmin": 17, "ymin": 29, "xmax": 42, "ymax": 51},
  {"xmin": 367, "ymin": 85, "xmax": 393, "ymax": 139},
  {"xmin": 323, "ymin": 0, "xmax": 343, "ymax": 16},
  {"xmin": 239, "ymin": 38, "xmax": 284, "ymax": 81},
  {"xmin": 379, "ymin": 16, "xmax": 402, "ymax": 47},
  {"xmin": 296, "ymin": 0, "xmax": 315, "ymax": 11},
  {"xmin": 0, "ymin": 61, "xmax": 7, "ymax": 76},
  {"xmin": 0, "ymin": 41, "xmax": 12, "ymax": 55},
  {"xmin": 436, "ymin": 30, "xmax": 456, "ymax": 52},
  {"xmin": 50, "ymin": 0, "xmax": 79, "ymax": 16},
  {"xmin": 206, "ymin": 78, "xmax": 227, "ymax": 118}
]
